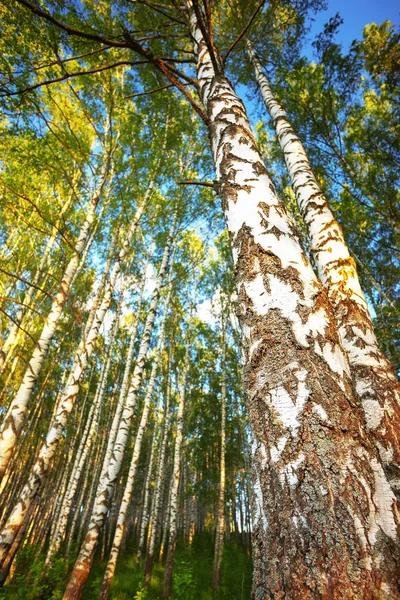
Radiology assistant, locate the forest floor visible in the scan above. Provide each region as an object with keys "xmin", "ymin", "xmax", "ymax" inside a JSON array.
[{"xmin": 0, "ymin": 534, "xmax": 252, "ymax": 600}]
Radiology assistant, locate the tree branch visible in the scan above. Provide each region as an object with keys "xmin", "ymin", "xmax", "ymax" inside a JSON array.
[
  {"xmin": 223, "ymin": 0, "xmax": 267, "ymax": 63},
  {"xmin": 15, "ymin": 0, "xmax": 127, "ymax": 47},
  {"xmin": 1, "ymin": 61, "xmax": 149, "ymax": 97},
  {"xmin": 178, "ymin": 179, "xmax": 216, "ymax": 188},
  {"xmin": 192, "ymin": 0, "xmax": 222, "ymax": 74},
  {"xmin": 15, "ymin": 0, "xmax": 209, "ymax": 125}
]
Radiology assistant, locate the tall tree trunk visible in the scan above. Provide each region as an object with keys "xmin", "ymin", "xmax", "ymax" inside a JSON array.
[
  {"xmin": 144, "ymin": 362, "xmax": 171, "ymax": 583},
  {"xmin": 0, "ymin": 172, "xmax": 81, "ymax": 375},
  {"xmin": 162, "ymin": 341, "xmax": 189, "ymax": 598},
  {"xmin": 0, "ymin": 256, "xmax": 124, "ymax": 565},
  {"xmin": 46, "ymin": 301, "xmax": 121, "ymax": 564},
  {"xmin": 62, "ymin": 210, "xmax": 178, "ymax": 600},
  {"xmin": 212, "ymin": 322, "xmax": 226, "ymax": 591},
  {"xmin": 0, "ymin": 165, "xmax": 110, "ymax": 481},
  {"xmin": 185, "ymin": 4, "xmax": 400, "ymax": 597},
  {"xmin": 246, "ymin": 42, "xmax": 400, "ymax": 493},
  {"xmin": 99, "ymin": 283, "xmax": 172, "ymax": 600},
  {"xmin": 136, "ymin": 431, "xmax": 157, "ymax": 563}
]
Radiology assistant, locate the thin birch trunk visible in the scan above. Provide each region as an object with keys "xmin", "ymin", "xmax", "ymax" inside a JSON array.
[
  {"xmin": 247, "ymin": 42, "xmax": 400, "ymax": 492},
  {"xmin": 212, "ymin": 323, "xmax": 226, "ymax": 591},
  {"xmin": 99, "ymin": 300, "xmax": 169, "ymax": 600},
  {"xmin": 0, "ymin": 268, "xmax": 123, "ymax": 564},
  {"xmin": 162, "ymin": 341, "xmax": 189, "ymax": 598},
  {"xmin": 185, "ymin": 4, "xmax": 400, "ymax": 596},
  {"xmin": 158, "ymin": 470, "xmax": 172, "ymax": 563},
  {"xmin": 0, "ymin": 166, "xmax": 110, "ymax": 481},
  {"xmin": 0, "ymin": 176, "xmax": 155, "ymax": 561},
  {"xmin": 62, "ymin": 210, "xmax": 178, "ymax": 600},
  {"xmin": 94, "ymin": 246, "xmax": 151, "ymax": 481},
  {"xmin": 144, "ymin": 364, "xmax": 171, "ymax": 582},
  {"xmin": 46, "ymin": 303, "xmax": 121, "ymax": 563},
  {"xmin": 135, "ymin": 438, "xmax": 156, "ymax": 561},
  {"xmin": 0, "ymin": 180, "xmax": 79, "ymax": 375}
]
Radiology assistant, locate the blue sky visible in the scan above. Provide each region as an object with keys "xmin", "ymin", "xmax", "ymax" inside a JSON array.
[{"xmin": 308, "ymin": 0, "xmax": 399, "ymax": 52}]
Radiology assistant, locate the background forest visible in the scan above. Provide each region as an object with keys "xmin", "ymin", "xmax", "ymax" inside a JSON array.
[{"xmin": 0, "ymin": 0, "xmax": 399, "ymax": 599}]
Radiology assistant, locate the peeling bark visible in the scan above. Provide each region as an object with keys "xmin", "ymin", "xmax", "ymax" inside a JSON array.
[
  {"xmin": 185, "ymin": 4, "xmax": 400, "ymax": 597},
  {"xmin": 247, "ymin": 42, "xmax": 400, "ymax": 495}
]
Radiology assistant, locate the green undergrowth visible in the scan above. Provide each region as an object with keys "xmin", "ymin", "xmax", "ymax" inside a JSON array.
[{"xmin": 1, "ymin": 534, "xmax": 252, "ymax": 600}]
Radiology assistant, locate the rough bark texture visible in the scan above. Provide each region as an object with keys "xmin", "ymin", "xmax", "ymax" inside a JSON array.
[
  {"xmin": 247, "ymin": 42, "xmax": 400, "ymax": 495},
  {"xmin": 185, "ymin": 4, "xmax": 400, "ymax": 598}
]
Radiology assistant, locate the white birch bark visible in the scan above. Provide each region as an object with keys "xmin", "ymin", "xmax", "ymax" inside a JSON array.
[
  {"xmin": 212, "ymin": 323, "xmax": 226, "ymax": 591},
  {"xmin": 162, "ymin": 341, "xmax": 189, "ymax": 598},
  {"xmin": 136, "ymin": 441, "xmax": 156, "ymax": 561},
  {"xmin": 144, "ymin": 365, "xmax": 171, "ymax": 582},
  {"xmin": 46, "ymin": 302, "xmax": 121, "ymax": 563},
  {"xmin": 99, "ymin": 277, "xmax": 172, "ymax": 600},
  {"xmin": 0, "ymin": 251, "xmax": 127, "ymax": 564},
  {"xmin": 247, "ymin": 42, "xmax": 400, "ymax": 492},
  {"xmin": 0, "ymin": 178, "xmax": 79, "ymax": 375},
  {"xmin": 185, "ymin": 4, "xmax": 400, "ymax": 596},
  {"xmin": 0, "ymin": 182, "xmax": 152, "ymax": 549},
  {"xmin": 62, "ymin": 210, "xmax": 178, "ymax": 600},
  {"xmin": 158, "ymin": 468, "xmax": 172, "ymax": 563},
  {"xmin": 0, "ymin": 167, "xmax": 109, "ymax": 481}
]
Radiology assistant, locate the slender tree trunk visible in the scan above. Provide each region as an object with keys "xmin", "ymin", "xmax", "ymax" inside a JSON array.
[
  {"xmin": 0, "ymin": 497, "xmax": 36, "ymax": 586},
  {"xmin": 135, "ymin": 434, "xmax": 157, "ymax": 563},
  {"xmin": 46, "ymin": 303, "xmax": 121, "ymax": 564},
  {"xmin": 0, "ymin": 177, "xmax": 79, "ymax": 375},
  {"xmin": 212, "ymin": 323, "xmax": 226, "ymax": 591},
  {"xmin": 0, "ymin": 166, "xmax": 110, "ymax": 481},
  {"xmin": 99, "ymin": 289, "xmax": 171, "ymax": 600},
  {"xmin": 158, "ymin": 470, "xmax": 172, "ymax": 563},
  {"xmin": 162, "ymin": 341, "xmax": 189, "ymax": 598},
  {"xmin": 185, "ymin": 5, "xmax": 400, "ymax": 597},
  {"xmin": 0, "ymin": 264, "xmax": 123, "ymax": 564},
  {"xmin": 144, "ymin": 363, "xmax": 171, "ymax": 583},
  {"xmin": 247, "ymin": 42, "xmax": 400, "ymax": 492},
  {"xmin": 0, "ymin": 175, "xmax": 155, "ymax": 562},
  {"xmin": 62, "ymin": 210, "xmax": 178, "ymax": 600}
]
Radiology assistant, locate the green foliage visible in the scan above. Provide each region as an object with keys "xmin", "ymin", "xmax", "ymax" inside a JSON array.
[
  {"xmin": 171, "ymin": 550, "xmax": 196, "ymax": 600},
  {"xmin": 0, "ymin": 548, "xmax": 70, "ymax": 600},
  {"xmin": 83, "ymin": 535, "xmax": 251, "ymax": 600}
]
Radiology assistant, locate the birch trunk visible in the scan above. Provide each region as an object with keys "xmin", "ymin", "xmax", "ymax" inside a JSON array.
[
  {"xmin": 247, "ymin": 43, "xmax": 400, "ymax": 493},
  {"xmin": 185, "ymin": 4, "xmax": 400, "ymax": 597},
  {"xmin": 0, "ymin": 177, "xmax": 79, "ymax": 375},
  {"xmin": 0, "ymin": 179, "xmax": 154, "ymax": 559},
  {"xmin": 46, "ymin": 302, "xmax": 121, "ymax": 563},
  {"xmin": 158, "ymin": 470, "xmax": 172, "ymax": 563},
  {"xmin": 0, "ymin": 262, "xmax": 124, "ymax": 565},
  {"xmin": 212, "ymin": 324, "xmax": 226, "ymax": 591},
  {"xmin": 136, "ymin": 432, "xmax": 157, "ymax": 562},
  {"xmin": 162, "ymin": 341, "xmax": 189, "ymax": 598},
  {"xmin": 0, "ymin": 168, "xmax": 109, "ymax": 481},
  {"xmin": 99, "ymin": 293, "xmax": 170, "ymax": 600},
  {"xmin": 95, "ymin": 247, "xmax": 151, "ymax": 481},
  {"xmin": 62, "ymin": 211, "xmax": 178, "ymax": 600},
  {"xmin": 144, "ymin": 365, "xmax": 171, "ymax": 582}
]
